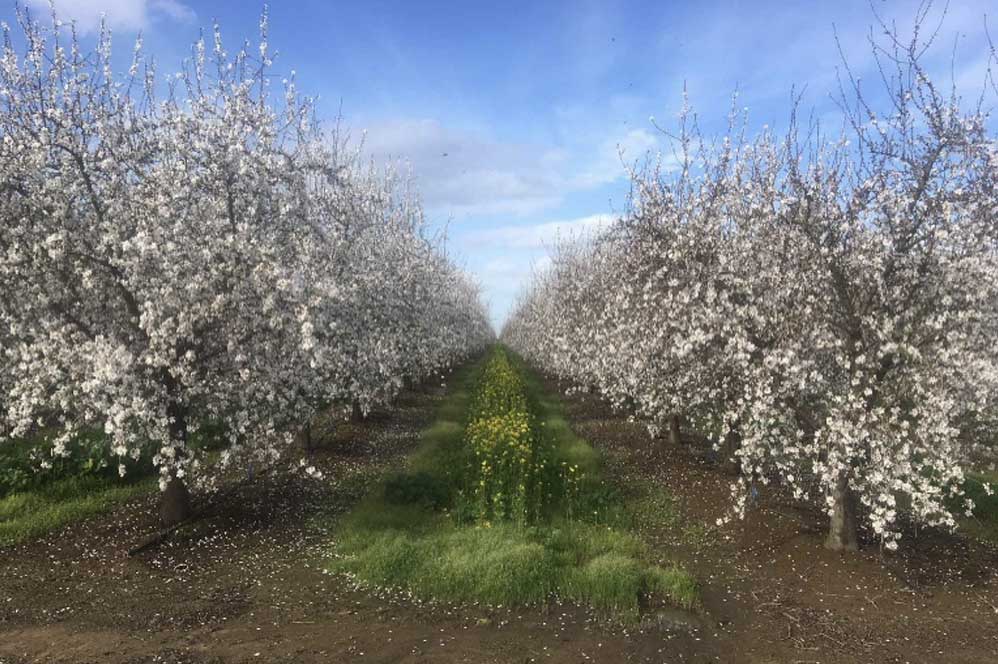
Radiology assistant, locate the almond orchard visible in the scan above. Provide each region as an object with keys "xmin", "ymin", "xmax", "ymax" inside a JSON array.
[{"xmin": 3, "ymin": 4, "xmax": 998, "ymax": 664}]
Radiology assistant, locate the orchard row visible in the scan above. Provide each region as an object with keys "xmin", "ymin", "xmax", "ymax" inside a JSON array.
[
  {"xmin": 0, "ymin": 11, "xmax": 492, "ymax": 522},
  {"xmin": 503, "ymin": 24, "xmax": 998, "ymax": 550}
]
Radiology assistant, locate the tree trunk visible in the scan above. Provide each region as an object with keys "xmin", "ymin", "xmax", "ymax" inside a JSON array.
[
  {"xmin": 721, "ymin": 427, "xmax": 741, "ymax": 475},
  {"xmin": 296, "ymin": 421, "xmax": 312, "ymax": 453},
  {"xmin": 351, "ymin": 400, "xmax": 364, "ymax": 423},
  {"xmin": 825, "ymin": 475, "xmax": 859, "ymax": 551},
  {"xmin": 161, "ymin": 398, "xmax": 193, "ymax": 527},
  {"xmin": 160, "ymin": 473, "xmax": 192, "ymax": 527},
  {"xmin": 668, "ymin": 414, "xmax": 682, "ymax": 447}
]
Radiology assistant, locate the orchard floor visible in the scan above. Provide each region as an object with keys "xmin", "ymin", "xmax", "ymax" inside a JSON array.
[
  {"xmin": 553, "ymin": 375, "xmax": 998, "ymax": 664},
  {"xmin": 1, "ymin": 364, "xmax": 996, "ymax": 664}
]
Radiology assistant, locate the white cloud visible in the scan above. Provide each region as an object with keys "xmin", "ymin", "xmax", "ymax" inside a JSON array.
[
  {"xmin": 575, "ymin": 127, "xmax": 664, "ymax": 188},
  {"xmin": 475, "ymin": 251, "xmax": 554, "ymax": 328},
  {"xmin": 653, "ymin": 0, "xmax": 995, "ymax": 114},
  {"xmin": 359, "ymin": 118, "xmax": 566, "ymax": 218},
  {"xmin": 148, "ymin": 0, "xmax": 195, "ymax": 23},
  {"xmin": 465, "ymin": 213, "xmax": 616, "ymax": 250},
  {"xmin": 28, "ymin": 0, "xmax": 195, "ymax": 34},
  {"xmin": 358, "ymin": 117, "xmax": 656, "ymax": 220}
]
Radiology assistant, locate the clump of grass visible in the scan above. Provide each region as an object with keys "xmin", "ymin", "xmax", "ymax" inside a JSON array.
[
  {"xmin": 0, "ymin": 416, "xmax": 231, "ymax": 547},
  {"xmin": 645, "ymin": 564, "xmax": 700, "ymax": 610},
  {"xmin": 963, "ymin": 472, "xmax": 998, "ymax": 517},
  {"xmin": 0, "ymin": 430, "xmax": 149, "ymax": 498},
  {"xmin": 384, "ymin": 471, "xmax": 450, "ymax": 509},
  {"xmin": 334, "ymin": 522, "xmax": 555, "ymax": 605},
  {"xmin": 0, "ymin": 475, "xmax": 154, "ymax": 547},
  {"xmin": 330, "ymin": 510, "xmax": 697, "ymax": 615},
  {"xmin": 1, "ymin": 421, "xmax": 226, "ymax": 500}
]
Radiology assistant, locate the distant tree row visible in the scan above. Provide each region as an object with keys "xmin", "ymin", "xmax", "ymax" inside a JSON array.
[
  {"xmin": 0, "ymin": 10, "xmax": 492, "ymax": 524},
  {"xmin": 503, "ymin": 14, "xmax": 998, "ymax": 550}
]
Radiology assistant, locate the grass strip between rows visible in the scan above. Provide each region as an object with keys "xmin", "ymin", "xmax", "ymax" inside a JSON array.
[{"xmin": 326, "ymin": 348, "xmax": 699, "ymax": 619}]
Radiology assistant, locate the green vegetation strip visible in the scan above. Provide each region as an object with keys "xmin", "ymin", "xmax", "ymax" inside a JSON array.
[
  {"xmin": 1, "ymin": 422, "xmax": 218, "ymax": 547},
  {"xmin": 326, "ymin": 348, "xmax": 698, "ymax": 619},
  {"xmin": 953, "ymin": 471, "xmax": 998, "ymax": 544},
  {"xmin": 0, "ymin": 475, "xmax": 154, "ymax": 547}
]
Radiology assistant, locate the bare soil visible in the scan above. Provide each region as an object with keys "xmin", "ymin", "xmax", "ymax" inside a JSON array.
[{"xmin": 2, "ymin": 367, "xmax": 996, "ymax": 663}]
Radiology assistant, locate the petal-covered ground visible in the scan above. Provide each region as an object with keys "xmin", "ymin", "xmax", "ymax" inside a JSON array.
[{"xmin": 2, "ymin": 361, "xmax": 997, "ymax": 663}]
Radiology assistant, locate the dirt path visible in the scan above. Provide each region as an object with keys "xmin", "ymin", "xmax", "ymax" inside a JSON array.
[{"xmin": 3, "ymin": 364, "xmax": 997, "ymax": 663}]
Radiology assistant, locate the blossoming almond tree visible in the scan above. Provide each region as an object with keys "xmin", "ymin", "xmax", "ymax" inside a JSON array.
[
  {"xmin": 504, "ymin": 16, "xmax": 998, "ymax": 551},
  {"xmin": 754, "ymin": 24, "xmax": 998, "ymax": 549},
  {"xmin": 0, "ymin": 10, "xmax": 491, "ymax": 526}
]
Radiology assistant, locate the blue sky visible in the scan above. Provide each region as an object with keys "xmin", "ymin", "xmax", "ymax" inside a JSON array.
[{"xmin": 7, "ymin": 0, "xmax": 996, "ymax": 327}]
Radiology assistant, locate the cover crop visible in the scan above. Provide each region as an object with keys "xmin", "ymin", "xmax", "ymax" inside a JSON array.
[{"xmin": 464, "ymin": 350, "xmax": 576, "ymax": 525}]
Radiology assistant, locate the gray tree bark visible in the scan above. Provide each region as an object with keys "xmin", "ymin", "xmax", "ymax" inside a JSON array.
[
  {"xmin": 160, "ymin": 474, "xmax": 192, "ymax": 527},
  {"xmin": 721, "ymin": 427, "xmax": 741, "ymax": 475},
  {"xmin": 668, "ymin": 414, "xmax": 682, "ymax": 447},
  {"xmin": 297, "ymin": 421, "xmax": 313, "ymax": 453},
  {"xmin": 161, "ymin": 399, "xmax": 193, "ymax": 527},
  {"xmin": 825, "ymin": 474, "xmax": 859, "ymax": 551}
]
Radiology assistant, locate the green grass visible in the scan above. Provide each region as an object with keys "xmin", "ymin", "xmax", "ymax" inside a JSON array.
[
  {"xmin": 0, "ymin": 475, "xmax": 154, "ymax": 547},
  {"xmin": 624, "ymin": 478, "xmax": 716, "ymax": 547},
  {"xmin": 0, "ymin": 416, "xmax": 233, "ymax": 547},
  {"xmin": 1, "ymin": 420, "xmax": 227, "ymax": 500},
  {"xmin": 955, "ymin": 470, "xmax": 998, "ymax": 544},
  {"xmin": 325, "ymin": 348, "xmax": 699, "ymax": 619},
  {"xmin": 331, "ymin": 512, "xmax": 698, "ymax": 614},
  {"xmin": 964, "ymin": 470, "xmax": 998, "ymax": 515}
]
